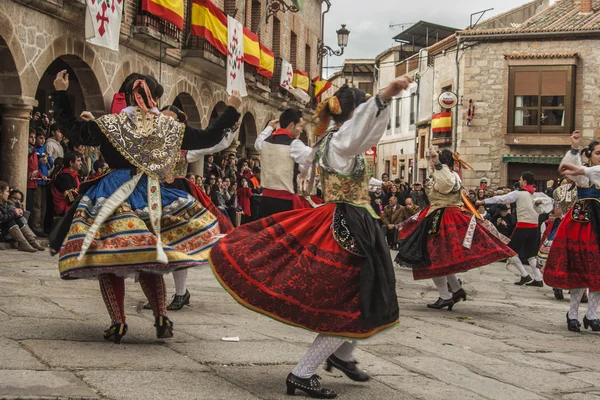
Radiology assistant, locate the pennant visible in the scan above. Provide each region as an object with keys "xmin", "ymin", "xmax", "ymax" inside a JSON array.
[
  {"xmin": 292, "ymin": 70, "xmax": 310, "ymax": 93},
  {"xmin": 243, "ymin": 27, "xmax": 260, "ymax": 68},
  {"xmin": 227, "ymin": 15, "xmax": 248, "ymax": 97},
  {"xmin": 313, "ymin": 76, "xmax": 332, "ymax": 103},
  {"xmin": 85, "ymin": 0, "xmax": 124, "ymax": 51},
  {"xmin": 191, "ymin": 0, "xmax": 228, "ymax": 55},
  {"xmin": 280, "ymin": 59, "xmax": 294, "ymax": 91},
  {"xmin": 258, "ymin": 44, "xmax": 275, "ymax": 78},
  {"xmin": 141, "ymin": 0, "xmax": 184, "ymax": 30}
]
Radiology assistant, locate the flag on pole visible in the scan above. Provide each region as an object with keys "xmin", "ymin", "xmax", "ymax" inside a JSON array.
[
  {"xmin": 191, "ymin": 0, "xmax": 228, "ymax": 55},
  {"xmin": 280, "ymin": 59, "xmax": 294, "ymax": 91},
  {"xmin": 243, "ymin": 27, "xmax": 260, "ymax": 68},
  {"xmin": 227, "ymin": 15, "xmax": 248, "ymax": 97},
  {"xmin": 292, "ymin": 70, "xmax": 309, "ymax": 93},
  {"xmin": 85, "ymin": 0, "xmax": 124, "ymax": 51},
  {"xmin": 257, "ymin": 44, "xmax": 275, "ymax": 78},
  {"xmin": 141, "ymin": 0, "xmax": 185, "ymax": 30},
  {"xmin": 313, "ymin": 76, "xmax": 332, "ymax": 103}
]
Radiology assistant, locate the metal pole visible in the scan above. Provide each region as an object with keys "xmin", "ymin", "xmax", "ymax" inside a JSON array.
[{"xmin": 453, "ymin": 36, "xmax": 461, "ymax": 153}]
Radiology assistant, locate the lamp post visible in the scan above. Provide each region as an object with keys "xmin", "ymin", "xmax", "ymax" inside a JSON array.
[{"xmin": 317, "ymin": 24, "xmax": 350, "ymax": 62}]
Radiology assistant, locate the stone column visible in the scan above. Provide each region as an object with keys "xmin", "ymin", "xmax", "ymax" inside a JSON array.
[{"xmin": 1, "ymin": 104, "xmax": 34, "ymax": 202}]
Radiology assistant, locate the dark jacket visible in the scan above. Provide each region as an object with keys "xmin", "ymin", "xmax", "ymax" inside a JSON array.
[
  {"xmin": 409, "ymin": 190, "xmax": 427, "ymax": 209},
  {"xmin": 493, "ymin": 213, "xmax": 517, "ymax": 238}
]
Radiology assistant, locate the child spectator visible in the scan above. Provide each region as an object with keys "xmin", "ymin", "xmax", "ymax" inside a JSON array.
[{"xmin": 0, "ymin": 181, "xmax": 45, "ymax": 252}]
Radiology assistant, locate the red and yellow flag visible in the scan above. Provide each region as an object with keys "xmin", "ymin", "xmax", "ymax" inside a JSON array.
[
  {"xmin": 243, "ymin": 27, "xmax": 260, "ymax": 68},
  {"xmin": 292, "ymin": 70, "xmax": 310, "ymax": 93},
  {"xmin": 258, "ymin": 44, "xmax": 274, "ymax": 78},
  {"xmin": 190, "ymin": 0, "xmax": 228, "ymax": 55},
  {"xmin": 313, "ymin": 76, "xmax": 332, "ymax": 102},
  {"xmin": 142, "ymin": 0, "xmax": 184, "ymax": 30},
  {"xmin": 432, "ymin": 111, "xmax": 452, "ymax": 134}
]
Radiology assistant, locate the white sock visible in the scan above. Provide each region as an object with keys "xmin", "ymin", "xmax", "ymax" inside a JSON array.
[
  {"xmin": 510, "ymin": 256, "xmax": 529, "ymax": 277},
  {"xmin": 528, "ymin": 257, "xmax": 542, "ymax": 281},
  {"xmin": 292, "ymin": 334, "xmax": 346, "ymax": 379},
  {"xmin": 432, "ymin": 276, "xmax": 452, "ymax": 300},
  {"xmin": 568, "ymin": 289, "xmax": 586, "ymax": 320},
  {"xmin": 446, "ymin": 274, "xmax": 462, "ymax": 292},
  {"xmin": 586, "ymin": 291, "xmax": 600, "ymax": 320},
  {"xmin": 173, "ymin": 269, "xmax": 188, "ymax": 296},
  {"xmin": 333, "ymin": 341, "xmax": 356, "ymax": 362}
]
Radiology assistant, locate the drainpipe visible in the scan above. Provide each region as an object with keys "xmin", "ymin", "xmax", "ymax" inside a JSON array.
[
  {"xmin": 412, "ymin": 49, "xmax": 427, "ymax": 184},
  {"xmin": 453, "ymin": 36, "xmax": 462, "ymax": 153},
  {"xmin": 319, "ymin": 1, "xmax": 332, "ymax": 78}
]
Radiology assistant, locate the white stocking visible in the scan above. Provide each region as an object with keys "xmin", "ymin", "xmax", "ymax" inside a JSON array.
[
  {"xmin": 568, "ymin": 289, "xmax": 586, "ymax": 320},
  {"xmin": 446, "ymin": 274, "xmax": 462, "ymax": 292},
  {"xmin": 509, "ymin": 256, "xmax": 529, "ymax": 277},
  {"xmin": 586, "ymin": 291, "xmax": 600, "ymax": 320},
  {"xmin": 173, "ymin": 269, "xmax": 188, "ymax": 296},
  {"xmin": 333, "ymin": 341, "xmax": 357, "ymax": 362},
  {"xmin": 292, "ymin": 334, "xmax": 346, "ymax": 379},
  {"xmin": 432, "ymin": 276, "xmax": 452, "ymax": 300},
  {"xmin": 528, "ymin": 257, "xmax": 543, "ymax": 281}
]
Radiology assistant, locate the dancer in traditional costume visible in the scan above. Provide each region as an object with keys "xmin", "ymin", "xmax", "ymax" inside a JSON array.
[
  {"xmin": 478, "ymin": 172, "xmax": 553, "ymax": 287},
  {"xmin": 544, "ymin": 131, "xmax": 600, "ymax": 332},
  {"xmin": 211, "ymin": 77, "xmax": 412, "ymax": 398},
  {"xmin": 50, "ymin": 70, "xmax": 241, "ymax": 343},
  {"xmin": 395, "ymin": 150, "xmax": 515, "ymax": 310}
]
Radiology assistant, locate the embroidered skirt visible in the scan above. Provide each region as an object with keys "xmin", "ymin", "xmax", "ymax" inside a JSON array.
[
  {"xmin": 396, "ymin": 206, "xmax": 516, "ymax": 280},
  {"xmin": 58, "ymin": 170, "xmax": 223, "ymax": 279},
  {"xmin": 209, "ymin": 203, "xmax": 399, "ymax": 339},
  {"xmin": 544, "ymin": 200, "xmax": 600, "ymax": 291}
]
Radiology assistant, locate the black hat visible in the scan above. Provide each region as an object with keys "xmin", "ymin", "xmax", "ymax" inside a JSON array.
[
  {"xmin": 497, "ymin": 204, "xmax": 509, "ymax": 211},
  {"xmin": 252, "ymin": 166, "xmax": 261, "ymax": 173}
]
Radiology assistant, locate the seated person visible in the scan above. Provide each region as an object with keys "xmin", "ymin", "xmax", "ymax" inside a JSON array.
[{"xmin": 0, "ymin": 181, "xmax": 45, "ymax": 252}]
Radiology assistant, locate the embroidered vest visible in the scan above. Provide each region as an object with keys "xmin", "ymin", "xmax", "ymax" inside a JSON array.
[
  {"xmin": 577, "ymin": 184, "xmax": 600, "ymax": 201},
  {"xmin": 425, "ymin": 170, "xmax": 462, "ymax": 210},
  {"xmin": 317, "ymin": 130, "xmax": 378, "ymax": 219}
]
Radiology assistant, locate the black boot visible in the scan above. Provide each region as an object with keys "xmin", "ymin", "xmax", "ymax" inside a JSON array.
[
  {"xmin": 103, "ymin": 323, "xmax": 128, "ymax": 344},
  {"xmin": 167, "ymin": 290, "xmax": 190, "ymax": 311},
  {"xmin": 525, "ymin": 280, "xmax": 543, "ymax": 287},
  {"xmin": 583, "ymin": 316, "xmax": 600, "ymax": 331},
  {"xmin": 553, "ymin": 288, "xmax": 564, "ymax": 300},
  {"xmin": 155, "ymin": 316, "xmax": 174, "ymax": 339},
  {"xmin": 427, "ymin": 297, "xmax": 454, "ymax": 311},
  {"xmin": 324, "ymin": 354, "xmax": 369, "ymax": 382},
  {"xmin": 452, "ymin": 288, "xmax": 467, "ymax": 303},
  {"xmin": 285, "ymin": 373, "xmax": 337, "ymax": 399},
  {"xmin": 514, "ymin": 275, "xmax": 533, "ymax": 285},
  {"xmin": 566, "ymin": 312, "xmax": 581, "ymax": 333}
]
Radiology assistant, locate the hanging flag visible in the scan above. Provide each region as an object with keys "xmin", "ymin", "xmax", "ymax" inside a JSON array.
[
  {"xmin": 280, "ymin": 59, "xmax": 294, "ymax": 91},
  {"xmin": 141, "ymin": 0, "xmax": 184, "ymax": 30},
  {"xmin": 313, "ymin": 76, "xmax": 332, "ymax": 103},
  {"xmin": 243, "ymin": 27, "xmax": 260, "ymax": 68},
  {"xmin": 258, "ymin": 44, "xmax": 274, "ymax": 78},
  {"xmin": 431, "ymin": 111, "xmax": 452, "ymax": 135},
  {"xmin": 191, "ymin": 0, "xmax": 228, "ymax": 55},
  {"xmin": 85, "ymin": 0, "xmax": 124, "ymax": 51},
  {"xmin": 292, "ymin": 70, "xmax": 310, "ymax": 93},
  {"xmin": 227, "ymin": 15, "xmax": 248, "ymax": 97}
]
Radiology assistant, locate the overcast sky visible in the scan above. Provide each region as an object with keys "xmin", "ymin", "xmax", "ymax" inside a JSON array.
[{"xmin": 322, "ymin": 0, "xmax": 553, "ymax": 75}]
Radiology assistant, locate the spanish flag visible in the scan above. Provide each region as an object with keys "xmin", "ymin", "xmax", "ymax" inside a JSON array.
[
  {"xmin": 313, "ymin": 76, "xmax": 332, "ymax": 103},
  {"xmin": 142, "ymin": 0, "xmax": 184, "ymax": 30},
  {"xmin": 243, "ymin": 27, "xmax": 260, "ymax": 68},
  {"xmin": 432, "ymin": 111, "xmax": 452, "ymax": 134},
  {"xmin": 258, "ymin": 44, "xmax": 274, "ymax": 78},
  {"xmin": 190, "ymin": 0, "xmax": 228, "ymax": 55},
  {"xmin": 292, "ymin": 70, "xmax": 310, "ymax": 93}
]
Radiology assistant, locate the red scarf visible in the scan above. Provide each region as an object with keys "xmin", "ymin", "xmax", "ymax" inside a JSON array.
[
  {"xmin": 110, "ymin": 93, "xmax": 127, "ymax": 114},
  {"xmin": 521, "ymin": 185, "xmax": 535, "ymax": 195},
  {"xmin": 51, "ymin": 168, "xmax": 80, "ymax": 216},
  {"xmin": 272, "ymin": 128, "xmax": 294, "ymax": 139}
]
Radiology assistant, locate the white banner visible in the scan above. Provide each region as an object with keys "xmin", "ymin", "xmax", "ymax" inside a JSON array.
[
  {"xmin": 280, "ymin": 59, "xmax": 294, "ymax": 91},
  {"xmin": 227, "ymin": 16, "xmax": 248, "ymax": 97},
  {"xmin": 85, "ymin": 0, "xmax": 123, "ymax": 51}
]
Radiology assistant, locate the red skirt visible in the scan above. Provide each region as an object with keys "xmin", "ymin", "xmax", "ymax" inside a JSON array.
[
  {"xmin": 543, "ymin": 205, "xmax": 600, "ymax": 291},
  {"xmin": 209, "ymin": 203, "xmax": 398, "ymax": 339},
  {"xmin": 399, "ymin": 206, "xmax": 516, "ymax": 280},
  {"xmin": 188, "ymin": 180, "xmax": 234, "ymax": 235}
]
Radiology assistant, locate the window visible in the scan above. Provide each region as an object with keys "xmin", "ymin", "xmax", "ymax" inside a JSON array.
[
  {"xmin": 272, "ymin": 17, "xmax": 281, "ymax": 57},
  {"xmin": 358, "ymin": 82, "xmax": 373, "ymax": 95},
  {"xmin": 224, "ymin": 0, "xmax": 236, "ymax": 17},
  {"xmin": 418, "ymin": 134, "xmax": 425, "ymax": 159},
  {"xmin": 410, "ymin": 92, "xmax": 416, "ymax": 125},
  {"xmin": 395, "ymin": 98, "xmax": 401, "ymax": 128},
  {"xmin": 251, "ymin": 0, "xmax": 261, "ymax": 33},
  {"xmin": 508, "ymin": 66, "xmax": 575, "ymax": 134},
  {"xmin": 290, "ymin": 32, "xmax": 298, "ymax": 67},
  {"xmin": 305, "ymin": 44, "xmax": 312, "ymax": 76}
]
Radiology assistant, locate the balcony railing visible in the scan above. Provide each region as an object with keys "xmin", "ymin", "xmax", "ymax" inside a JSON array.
[
  {"xmin": 135, "ymin": 8, "xmax": 181, "ymax": 44},
  {"xmin": 184, "ymin": 36, "xmax": 226, "ymax": 61}
]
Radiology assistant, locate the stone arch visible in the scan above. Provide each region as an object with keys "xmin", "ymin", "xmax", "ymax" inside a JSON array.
[
  {"xmin": 35, "ymin": 55, "xmax": 104, "ymax": 117},
  {"xmin": 238, "ymin": 112, "xmax": 257, "ymax": 159},
  {"xmin": 172, "ymin": 92, "xmax": 202, "ymax": 130},
  {"xmin": 209, "ymin": 101, "xmax": 228, "ymax": 124},
  {"xmin": 0, "ymin": 11, "xmax": 27, "ymax": 105}
]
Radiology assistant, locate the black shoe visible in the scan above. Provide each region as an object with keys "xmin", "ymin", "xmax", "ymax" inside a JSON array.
[
  {"xmin": 324, "ymin": 354, "xmax": 369, "ymax": 382},
  {"xmin": 155, "ymin": 316, "xmax": 174, "ymax": 339},
  {"xmin": 285, "ymin": 373, "xmax": 337, "ymax": 399},
  {"xmin": 583, "ymin": 316, "xmax": 600, "ymax": 331},
  {"xmin": 167, "ymin": 290, "xmax": 191, "ymax": 311},
  {"xmin": 582, "ymin": 291, "xmax": 589, "ymax": 303},
  {"xmin": 525, "ymin": 280, "xmax": 544, "ymax": 287},
  {"xmin": 566, "ymin": 312, "xmax": 581, "ymax": 333},
  {"xmin": 427, "ymin": 297, "xmax": 454, "ymax": 311},
  {"xmin": 103, "ymin": 323, "xmax": 128, "ymax": 344},
  {"xmin": 452, "ymin": 288, "xmax": 467, "ymax": 303},
  {"xmin": 553, "ymin": 288, "xmax": 564, "ymax": 300},
  {"xmin": 514, "ymin": 276, "xmax": 533, "ymax": 285},
  {"xmin": 142, "ymin": 302, "xmax": 152, "ymax": 310}
]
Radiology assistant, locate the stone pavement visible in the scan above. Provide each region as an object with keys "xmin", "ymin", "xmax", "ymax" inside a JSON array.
[{"xmin": 1, "ymin": 249, "xmax": 600, "ymax": 400}]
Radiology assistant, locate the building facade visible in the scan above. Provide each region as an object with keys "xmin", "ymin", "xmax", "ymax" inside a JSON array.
[{"xmin": 0, "ymin": 0, "xmax": 325, "ymax": 198}]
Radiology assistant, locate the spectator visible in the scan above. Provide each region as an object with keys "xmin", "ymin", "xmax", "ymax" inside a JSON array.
[
  {"xmin": 249, "ymin": 166, "xmax": 262, "ymax": 221},
  {"xmin": 51, "ymin": 152, "xmax": 81, "ymax": 217},
  {"xmin": 71, "ymin": 144, "xmax": 91, "ymax": 181},
  {"xmin": 195, "ymin": 175, "xmax": 204, "ymax": 190},
  {"xmin": 186, "ymin": 173, "xmax": 196, "ymax": 182},
  {"xmin": 381, "ymin": 173, "xmax": 389, "ymax": 183},
  {"xmin": 409, "ymin": 182, "xmax": 427, "ymax": 209},
  {"xmin": 204, "ymin": 154, "xmax": 219, "ymax": 178},
  {"xmin": 545, "ymin": 180, "xmax": 555, "ymax": 198},
  {"xmin": 26, "ymin": 129, "xmax": 39, "ymax": 225},
  {"xmin": 370, "ymin": 187, "xmax": 385, "ymax": 213},
  {"xmin": 0, "ymin": 181, "xmax": 44, "ymax": 252},
  {"xmin": 401, "ymin": 197, "xmax": 421, "ymax": 220},
  {"xmin": 493, "ymin": 204, "xmax": 516, "ymax": 238},
  {"xmin": 467, "ymin": 190, "xmax": 477, "ymax": 206},
  {"xmin": 226, "ymin": 181, "xmax": 238, "ymax": 225},
  {"xmin": 237, "ymin": 177, "xmax": 253, "ymax": 224},
  {"xmin": 475, "ymin": 188, "xmax": 487, "ymax": 202},
  {"xmin": 380, "ymin": 196, "xmax": 403, "ymax": 248},
  {"xmin": 8, "ymin": 189, "xmax": 28, "ymax": 220},
  {"xmin": 88, "ymin": 159, "xmax": 108, "ymax": 180},
  {"xmin": 46, "ymin": 124, "xmax": 64, "ymax": 165},
  {"xmin": 205, "ymin": 175, "xmax": 216, "ymax": 194},
  {"xmin": 32, "ymin": 152, "xmax": 52, "ymax": 236},
  {"xmin": 210, "ymin": 177, "xmax": 232, "ymax": 222},
  {"xmin": 386, "ymin": 184, "xmax": 406, "ymax": 206},
  {"xmin": 224, "ymin": 154, "xmax": 237, "ymax": 181},
  {"xmin": 477, "ymin": 204, "xmax": 490, "ymax": 220},
  {"xmin": 238, "ymin": 159, "xmax": 254, "ymax": 183}
]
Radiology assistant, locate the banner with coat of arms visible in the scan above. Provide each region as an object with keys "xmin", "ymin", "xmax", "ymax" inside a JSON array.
[
  {"xmin": 85, "ymin": 0, "xmax": 124, "ymax": 51},
  {"xmin": 227, "ymin": 15, "xmax": 248, "ymax": 97}
]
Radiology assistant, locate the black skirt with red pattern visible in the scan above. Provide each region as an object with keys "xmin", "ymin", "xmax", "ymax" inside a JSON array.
[
  {"xmin": 543, "ymin": 200, "xmax": 600, "ymax": 291},
  {"xmin": 396, "ymin": 206, "xmax": 516, "ymax": 280},
  {"xmin": 209, "ymin": 203, "xmax": 399, "ymax": 339}
]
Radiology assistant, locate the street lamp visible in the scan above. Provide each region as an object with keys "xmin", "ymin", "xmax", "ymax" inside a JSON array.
[{"xmin": 318, "ymin": 24, "xmax": 350, "ymax": 61}]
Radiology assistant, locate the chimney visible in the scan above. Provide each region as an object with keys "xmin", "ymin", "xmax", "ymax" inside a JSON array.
[{"xmin": 582, "ymin": 0, "xmax": 593, "ymax": 13}]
